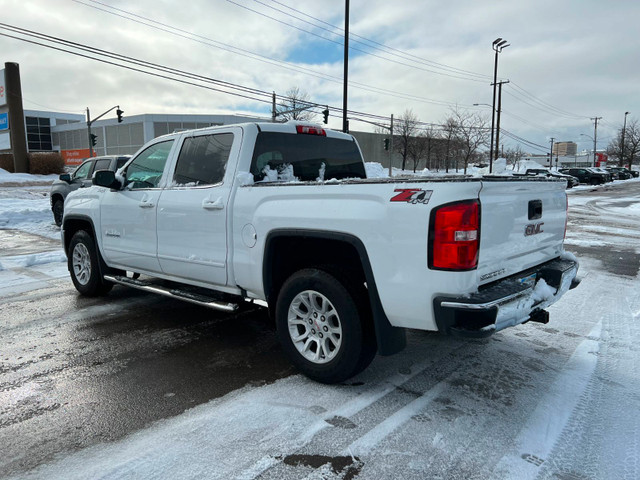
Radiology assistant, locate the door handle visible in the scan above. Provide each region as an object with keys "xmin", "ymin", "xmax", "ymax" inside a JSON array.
[
  {"xmin": 202, "ymin": 197, "xmax": 224, "ymax": 210},
  {"xmin": 139, "ymin": 201, "xmax": 155, "ymax": 208}
]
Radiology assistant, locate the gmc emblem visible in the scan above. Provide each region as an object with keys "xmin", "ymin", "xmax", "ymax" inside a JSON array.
[{"xmin": 524, "ymin": 222, "xmax": 544, "ymax": 236}]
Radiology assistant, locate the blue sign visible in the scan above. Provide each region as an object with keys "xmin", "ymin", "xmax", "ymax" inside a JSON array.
[{"xmin": 0, "ymin": 113, "xmax": 8, "ymax": 131}]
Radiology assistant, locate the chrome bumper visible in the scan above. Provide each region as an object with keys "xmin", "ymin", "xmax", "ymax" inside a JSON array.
[{"xmin": 433, "ymin": 258, "xmax": 579, "ymax": 338}]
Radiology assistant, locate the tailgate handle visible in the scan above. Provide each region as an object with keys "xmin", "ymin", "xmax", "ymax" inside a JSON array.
[{"xmin": 528, "ymin": 200, "xmax": 542, "ymax": 220}]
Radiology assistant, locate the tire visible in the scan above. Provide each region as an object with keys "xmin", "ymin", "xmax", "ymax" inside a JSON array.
[
  {"xmin": 590, "ymin": 178, "xmax": 599, "ymax": 185},
  {"xmin": 275, "ymin": 268, "xmax": 376, "ymax": 384},
  {"xmin": 53, "ymin": 198, "xmax": 64, "ymax": 227},
  {"xmin": 68, "ymin": 230, "xmax": 113, "ymax": 296}
]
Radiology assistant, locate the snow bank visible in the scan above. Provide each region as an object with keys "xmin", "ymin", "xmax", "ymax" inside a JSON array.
[
  {"xmin": 0, "ymin": 168, "xmax": 59, "ymax": 185},
  {"xmin": 0, "ymin": 187, "xmax": 60, "ymax": 239}
]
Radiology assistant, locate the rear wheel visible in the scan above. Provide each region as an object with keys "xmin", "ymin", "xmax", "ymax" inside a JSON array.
[
  {"xmin": 68, "ymin": 230, "xmax": 113, "ymax": 296},
  {"xmin": 275, "ymin": 268, "xmax": 376, "ymax": 383},
  {"xmin": 53, "ymin": 199, "xmax": 64, "ymax": 227}
]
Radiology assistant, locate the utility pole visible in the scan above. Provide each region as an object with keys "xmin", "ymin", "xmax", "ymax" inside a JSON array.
[
  {"xmin": 271, "ymin": 92, "xmax": 276, "ymax": 122},
  {"xmin": 621, "ymin": 111, "xmax": 630, "ymax": 167},
  {"xmin": 342, "ymin": 0, "xmax": 350, "ymax": 133},
  {"xmin": 494, "ymin": 80, "xmax": 509, "ymax": 161},
  {"xmin": 388, "ymin": 113, "xmax": 394, "ymax": 177},
  {"xmin": 591, "ymin": 116, "xmax": 602, "ymax": 165},
  {"xmin": 549, "ymin": 137, "xmax": 555, "ymax": 168}
]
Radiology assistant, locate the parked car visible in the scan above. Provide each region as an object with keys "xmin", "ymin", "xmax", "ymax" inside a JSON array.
[
  {"xmin": 627, "ymin": 168, "xmax": 639, "ymax": 178},
  {"xmin": 588, "ymin": 167, "xmax": 613, "ymax": 182},
  {"xmin": 606, "ymin": 167, "xmax": 632, "ymax": 180},
  {"xmin": 559, "ymin": 167, "xmax": 607, "ymax": 185},
  {"xmin": 50, "ymin": 155, "xmax": 130, "ymax": 226},
  {"xmin": 62, "ymin": 122, "xmax": 579, "ymax": 383},
  {"xmin": 517, "ymin": 168, "xmax": 580, "ymax": 188}
]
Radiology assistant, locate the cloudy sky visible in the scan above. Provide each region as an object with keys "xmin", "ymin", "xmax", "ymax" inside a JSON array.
[{"xmin": 1, "ymin": 0, "xmax": 638, "ymax": 155}]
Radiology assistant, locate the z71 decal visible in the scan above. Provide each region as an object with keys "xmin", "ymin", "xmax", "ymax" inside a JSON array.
[{"xmin": 390, "ymin": 188, "xmax": 433, "ymax": 205}]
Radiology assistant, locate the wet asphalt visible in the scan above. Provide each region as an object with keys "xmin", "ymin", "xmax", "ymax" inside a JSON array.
[{"xmin": 0, "ymin": 240, "xmax": 294, "ymax": 474}]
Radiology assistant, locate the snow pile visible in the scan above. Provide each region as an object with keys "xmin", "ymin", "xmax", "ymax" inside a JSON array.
[
  {"xmin": 0, "ymin": 251, "xmax": 66, "ymax": 271},
  {"xmin": 0, "ymin": 190, "xmax": 60, "ymax": 240},
  {"xmin": 0, "ymin": 168, "xmax": 59, "ymax": 185},
  {"xmin": 365, "ymin": 162, "xmax": 389, "ymax": 178},
  {"xmin": 260, "ymin": 164, "xmax": 298, "ymax": 182},
  {"xmin": 236, "ymin": 171, "xmax": 255, "ymax": 186}
]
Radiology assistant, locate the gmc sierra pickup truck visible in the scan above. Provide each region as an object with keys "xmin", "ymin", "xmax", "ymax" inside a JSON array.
[{"xmin": 62, "ymin": 122, "xmax": 579, "ymax": 383}]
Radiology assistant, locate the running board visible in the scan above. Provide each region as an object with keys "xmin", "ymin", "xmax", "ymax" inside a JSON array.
[{"xmin": 104, "ymin": 275, "xmax": 239, "ymax": 312}]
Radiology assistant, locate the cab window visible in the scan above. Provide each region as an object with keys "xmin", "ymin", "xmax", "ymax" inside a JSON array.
[
  {"xmin": 93, "ymin": 159, "xmax": 111, "ymax": 172},
  {"xmin": 125, "ymin": 140, "xmax": 174, "ymax": 189},
  {"xmin": 172, "ymin": 133, "xmax": 233, "ymax": 187},
  {"xmin": 72, "ymin": 160, "xmax": 93, "ymax": 180}
]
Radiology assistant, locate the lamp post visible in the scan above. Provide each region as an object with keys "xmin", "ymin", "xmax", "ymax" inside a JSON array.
[
  {"xmin": 489, "ymin": 38, "xmax": 510, "ymax": 173},
  {"xmin": 621, "ymin": 111, "xmax": 630, "ymax": 167}
]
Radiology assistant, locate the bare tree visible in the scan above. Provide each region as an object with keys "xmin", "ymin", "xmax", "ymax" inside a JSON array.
[
  {"xmin": 408, "ymin": 131, "xmax": 429, "ymax": 172},
  {"xmin": 607, "ymin": 118, "xmax": 639, "ymax": 168},
  {"xmin": 440, "ymin": 117, "xmax": 460, "ymax": 173},
  {"xmin": 394, "ymin": 109, "xmax": 419, "ymax": 171},
  {"xmin": 504, "ymin": 145, "xmax": 525, "ymax": 170},
  {"xmin": 421, "ymin": 126, "xmax": 440, "ymax": 171},
  {"xmin": 450, "ymin": 108, "xmax": 491, "ymax": 174},
  {"xmin": 276, "ymin": 86, "xmax": 317, "ymax": 122}
]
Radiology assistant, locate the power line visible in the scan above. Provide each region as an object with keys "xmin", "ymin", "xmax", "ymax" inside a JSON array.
[
  {"xmin": 247, "ymin": 0, "xmax": 491, "ymax": 81},
  {"xmin": 74, "ymin": 1, "xmax": 482, "ymax": 109},
  {"xmin": 507, "ymin": 82, "xmax": 587, "ymax": 120}
]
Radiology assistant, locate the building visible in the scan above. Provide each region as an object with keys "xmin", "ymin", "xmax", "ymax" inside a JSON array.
[
  {"xmin": 552, "ymin": 141, "xmax": 577, "ymax": 156},
  {"xmin": 52, "ymin": 112, "xmax": 268, "ymax": 165}
]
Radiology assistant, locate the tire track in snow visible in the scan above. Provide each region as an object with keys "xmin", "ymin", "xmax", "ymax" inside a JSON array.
[{"xmin": 493, "ymin": 320, "xmax": 602, "ymax": 479}]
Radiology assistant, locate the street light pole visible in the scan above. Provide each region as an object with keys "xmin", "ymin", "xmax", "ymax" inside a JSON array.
[
  {"xmin": 489, "ymin": 38, "xmax": 510, "ymax": 173},
  {"xmin": 342, "ymin": 0, "xmax": 350, "ymax": 133},
  {"xmin": 621, "ymin": 111, "xmax": 630, "ymax": 167}
]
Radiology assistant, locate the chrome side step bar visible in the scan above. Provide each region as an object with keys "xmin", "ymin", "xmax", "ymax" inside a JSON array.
[{"xmin": 104, "ymin": 275, "xmax": 239, "ymax": 312}]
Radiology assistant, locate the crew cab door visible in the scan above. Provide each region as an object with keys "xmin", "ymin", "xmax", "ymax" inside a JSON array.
[
  {"xmin": 99, "ymin": 139, "xmax": 176, "ymax": 273},
  {"xmin": 156, "ymin": 128, "xmax": 240, "ymax": 286}
]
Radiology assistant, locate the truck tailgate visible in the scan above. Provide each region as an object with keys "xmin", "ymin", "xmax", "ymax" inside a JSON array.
[{"xmin": 477, "ymin": 179, "xmax": 566, "ymax": 286}]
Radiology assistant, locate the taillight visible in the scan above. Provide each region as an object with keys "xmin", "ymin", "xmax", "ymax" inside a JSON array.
[
  {"xmin": 429, "ymin": 200, "xmax": 479, "ymax": 270},
  {"xmin": 296, "ymin": 125, "xmax": 326, "ymax": 136}
]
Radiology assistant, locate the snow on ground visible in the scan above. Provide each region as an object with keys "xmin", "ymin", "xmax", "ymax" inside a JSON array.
[{"xmin": 1, "ymin": 169, "xmax": 640, "ymax": 479}]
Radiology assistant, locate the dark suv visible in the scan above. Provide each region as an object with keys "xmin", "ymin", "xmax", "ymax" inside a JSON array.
[
  {"xmin": 50, "ymin": 155, "xmax": 130, "ymax": 226},
  {"xmin": 559, "ymin": 168, "xmax": 607, "ymax": 186}
]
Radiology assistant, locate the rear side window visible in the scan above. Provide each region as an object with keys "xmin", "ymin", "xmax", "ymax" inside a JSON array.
[
  {"xmin": 173, "ymin": 133, "xmax": 233, "ymax": 186},
  {"xmin": 250, "ymin": 132, "xmax": 365, "ymax": 182},
  {"xmin": 94, "ymin": 159, "xmax": 111, "ymax": 172}
]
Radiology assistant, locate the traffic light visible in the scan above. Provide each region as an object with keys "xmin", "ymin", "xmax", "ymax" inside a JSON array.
[
  {"xmin": 384, "ymin": 138, "xmax": 389, "ymax": 151},
  {"xmin": 116, "ymin": 108, "xmax": 124, "ymax": 123},
  {"xmin": 322, "ymin": 107, "xmax": 329, "ymax": 124},
  {"xmin": 90, "ymin": 134, "xmax": 97, "ymax": 147}
]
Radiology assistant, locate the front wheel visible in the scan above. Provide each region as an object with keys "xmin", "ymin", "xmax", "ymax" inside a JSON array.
[
  {"xmin": 275, "ymin": 268, "xmax": 376, "ymax": 384},
  {"xmin": 68, "ymin": 230, "xmax": 113, "ymax": 296},
  {"xmin": 53, "ymin": 199, "xmax": 64, "ymax": 227}
]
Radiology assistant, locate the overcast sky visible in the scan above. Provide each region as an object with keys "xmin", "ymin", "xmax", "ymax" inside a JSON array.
[{"xmin": 1, "ymin": 0, "xmax": 638, "ymax": 156}]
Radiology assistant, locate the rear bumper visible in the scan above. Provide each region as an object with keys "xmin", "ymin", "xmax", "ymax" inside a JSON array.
[{"xmin": 433, "ymin": 258, "xmax": 579, "ymax": 338}]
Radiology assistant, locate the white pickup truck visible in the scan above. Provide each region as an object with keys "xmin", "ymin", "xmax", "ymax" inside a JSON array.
[{"xmin": 62, "ymin": 122, "xmax": 579, "ymax": 383}]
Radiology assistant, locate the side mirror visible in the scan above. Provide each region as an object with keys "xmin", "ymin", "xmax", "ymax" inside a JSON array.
[
  {"xmin": 59, "ymin": 173, "xmax": 71, "ymax": 183},
  {"xmin": 93, "ymin": 170, "xmax": 122, "ymax": 190}
]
